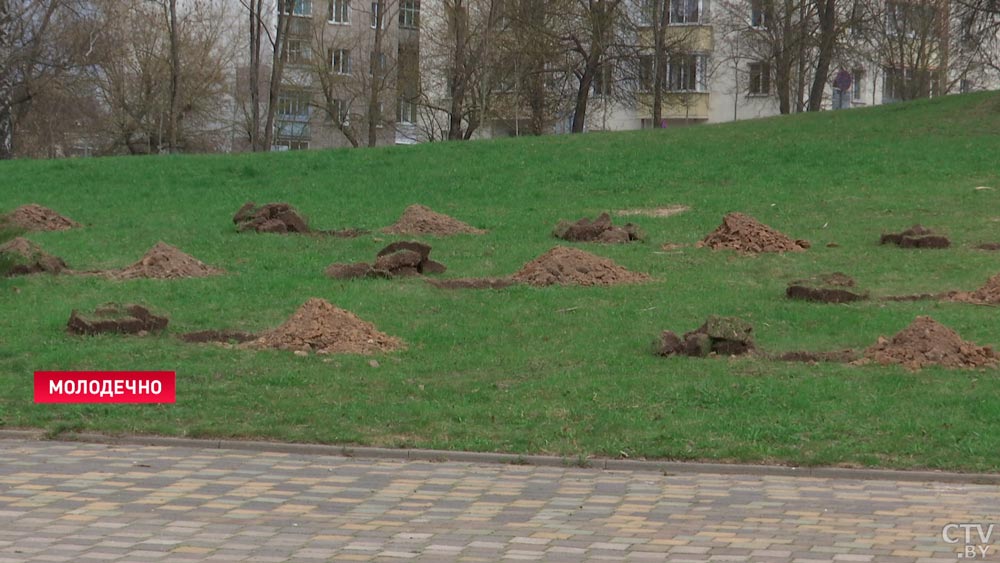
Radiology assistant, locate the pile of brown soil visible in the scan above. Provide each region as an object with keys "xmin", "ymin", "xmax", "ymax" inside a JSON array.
[
  {"xmin": 0, "ymin": 237, "xmax": 68, "ymax": 276},
  {"xmin": 326, "ymin": 241, "xmax": 447, "ymax": 280},
  {"xmin": 879, "ymin": 225, "xmax": 950, "ymax": 248},
  {"xmin": 179, "ymin": 330, "xmax": 256, "ymax": 344},
  {"xmin": 426, "ymin": 277, "xmax": 515, "ymax": 290},
  {"xmin": 2, "ymin": 204, "xmax": 80, "ymax": 231},
  {"xmin": 697, "ymin": 213, "xmax": 809, "ymax": 253},
  {"xmin": 382, "ymin": 205, "xmax": 486, "ymax": 236},
  {"xmin": 113, "ymin": 242, "xmax": 224, "ymax": 280},
  {"xmin": 786, "ymin": 273, "xmax": 868, "ymax": 303},
  {"xmin": 654, "ymin": 316, "xmax": 755, "ymax": 358},
  {"xmin": 976, "ymin": 243, "xmax": 1000, "ymax": 251},
  {"xmin": 245, "ymin": 298, "xmax": 404, "ymax": 355},
  {"xmin": 553, "ymin": 213, "xmax": 643, "ymax": 243},
  {"xmin": 512, "ymin": 246, "xmax": 650, "ymax": 287},
  {"xmin": 948, "ymin": 273, "xmax": 1000, "ymax": 305},
  {"xmin": 234, "ymin": 201, "xmax": 311, "ymax": 234},
  {"xmin": 864, "ymin": 316, "xmax": 997, "ymax": 370},
  {"xmin": 67, "ymin": 303, "xmax": 168, "ymax": 336}
]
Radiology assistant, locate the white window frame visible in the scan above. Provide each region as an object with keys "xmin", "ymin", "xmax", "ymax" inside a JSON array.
[
  {"xmin": 750, "ymin": 0, "xmax": 768, "ymax": 28},
  {"xmin": 330, "ymin": 48, "xmax": 351, "ymax": 74},
  {"xmin": 748, "ymin": 61, "xmax": 770, "ymax": 95},
  {"xmin": 669, "ymin": 0, "xmax": 703, "ymax": 24},
  {"xmin": 328, "ymin": 0, "xmax": 350, "ymax": 24},
  {"xmin": 851, "ymin": 68, "xmax": 865, "ymax": 101},
  {"xmin": 281, "ymin": 0, "xmax": 313, "ymax": 16},
  {"xmin": 399, "ymin": 0, "xmax": 420, "ymax": 28}
]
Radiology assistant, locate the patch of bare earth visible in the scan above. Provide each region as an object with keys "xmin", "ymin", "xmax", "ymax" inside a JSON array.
[
  {"xmin": 697, "ymin": 212, "xmax": 809, "ymax": 253},
  {"xmin": 0, "ymin": 237, "xmax": 68, "ymax": 276},
  {"xmin": 426, "ymin": 277, "xmax": 515, "ymax": 290},
  {"xmin": 2, "ymin": 204, "xmax": 80, "ymax": 231},
  {"xmin": 382, "ymin": 205, "xmax": 486, "ymax": 236},
  {"xmin": 863, "ymin": 316, "xmax": 997, "ymax": 370},
  {"xmin": 615, "ymin": 205, "xmax": 690, "ymax": 218},
  {"xmin": 512, "ymin": 246, "xmax": 650, "ymax": 287},
  {"xmin": 948, "ymin": 273, "xmax": 1000, "ymax": 305},
  {"xmin": 244, "ymin": 298, "xmax": 404, "ymax": 355},
  {"xmin": 112, "ymin": 242, "xmax": 224, "ymax": 280},
  {"xmin": 879, "ymin": 225, "xmax": 950, "ymax": 248}
]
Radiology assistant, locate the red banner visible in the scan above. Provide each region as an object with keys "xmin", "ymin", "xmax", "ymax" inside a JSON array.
[{"xmin": 34, "ymin": 372, "xmax": 176, "ymax": 404}]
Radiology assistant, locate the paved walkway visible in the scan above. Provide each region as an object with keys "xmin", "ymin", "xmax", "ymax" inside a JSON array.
[{"xmin": 0, "ymin": 440, "xmax": 996, "ymax": 562}]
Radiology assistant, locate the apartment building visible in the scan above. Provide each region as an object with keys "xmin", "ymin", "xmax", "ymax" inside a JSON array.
[{"xmin": 273, "ymin": 0, "xmax": 996, "ymax": 149}]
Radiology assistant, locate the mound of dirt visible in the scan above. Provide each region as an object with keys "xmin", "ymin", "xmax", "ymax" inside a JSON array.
[
  {"xmin": 67, "ymin": 303, "xmax": 168, "ymax": 336},
  {"xmin": 426, "ymin": 277, "xmax": 515, "ymax": 290},
  {"xmin": 553, "ymin": 213, "xmax": 643, "ymax": 243},
  {"xmin": 179, "ymin": 330, "xmax": 256, "ymax": 344},
  {"xmin": 697, "ymin": 213, "xmax": 809, "ymax": 253},
  {"xmin": 786, "ymin": 273, "xmax": 868, "ymax": 303},
  {"xmin": 948, "ymin": 273, "xmax": 1000, "ymax": 305},
  {"xmin": 879, "ymin": 225, "xmax": 950, "ymax": 248},
  {"xmin": 234, "ymin": 201, "xmax": 311, "ymax": 234},
  {"xmin": 655, "ymin": 316, "xmax": 755, "ymax": 358},
  {"xmin": 326, "ymin": 241, "xmax": 447, "ymax": 280},
  {"xmin": 245, "ymin": 298, "xmax": 404, "ymax": 355},
  {"xmin": 863, "ymin": 316, "xmax": 997, "ymax": 370},
  {"xmin": 114, "ymin": 242, "xmax": 224, "ymax": 280},
  {"xmin": 2, "ymin": 204, "xmax": 80, "ymax": 231},
  {"xmin": 382, "ymin": 205, "xmax": 486, "ymax": 236},
  {"xmin": 512, "ymin": 246, "xmax": 650, "ymax": 287},
  {"xmin": 0, "ymin": 237, "xmax": 68, "ymax": 276}
]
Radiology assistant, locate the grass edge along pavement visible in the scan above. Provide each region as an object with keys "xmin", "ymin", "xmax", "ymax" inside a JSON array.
[
  {"xmin": 3, "ymin": 430, "xmax": 1000, "ymax": 486},
  {"xmin": 2, "ymin": 92, "xmax": 1000, "ymax": 472}
]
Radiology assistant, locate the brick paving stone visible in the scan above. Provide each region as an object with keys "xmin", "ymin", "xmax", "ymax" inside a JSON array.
[{"xmin": 2, "ymin": 440, "xmax": 998, "ymax": 562}]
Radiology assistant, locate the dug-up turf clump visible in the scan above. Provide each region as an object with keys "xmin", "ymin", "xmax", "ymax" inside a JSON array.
[
  {"xmin": 786, "ymin": 273, "xmax": 868, "ymax": 303},
  {"xmin": 326, "ymin": 241, "xmax": 447, "ymax": 280},
  {"xmin": 863, "ymin": 316, "xmax": 997, "ymax": 370},
  {"xmin": 0, "ymin": 237, "xmax": 69, "ymax": 276},
  {"xmin": 947, "ymin": 273, "xmax": 1000, "ymax": 305},
  {"xmin": 382, "ymin": 204, "xmax": 487, "ymax": 236},
  {"xmin": 654, "ymin": 316, "xmax": 755, "ymax": 358},
  {"xmin": 244, "ymin": 298, "xmax": 404, "ymax": 355},
  {"xmin": 67, "ymin": 303, "xmax": 168, "ymax": 336},
  {"xmin": 553, "ymin": 213, "xmax": 644, "ymax": 243},
  {"xmin": 512, "ymin": 246, "xmax": 650, "ymax": 287},
  {"xmin": 697, "ymin": 212, "xmax": 809, "ymax": 253},
  {"xmin": 2, "ymin": 204, "xmax": 80, "ymax": 231},
  {"xmin": 112, "ymin": 242, "xmax": 224, "ymax": 280},
  {"xmin": 234, "ymin": 201, "xmax": 311, "ymax": 233},
  {"xmin": 879, "ymin": 224, "xmax": 950, "ymax": 248}
]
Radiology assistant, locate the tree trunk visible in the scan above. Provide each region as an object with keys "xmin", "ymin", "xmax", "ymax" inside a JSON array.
[
  {"xmin": 775, "ymin": 0, "xmax": 793, "ymax": 114},
  {"xmin": 652, "ymin": 0, "xmax": 667, "ymax": 128},
  {"xmin": 369, "ymin": 0, "xmax": 386, "ymax": 146},
  {"xmin": 249, "ymin": 0, "xmax": 262, "ymax": 151},
  {"xmin": 0, "ymin": 0, "xmax": 13, "ymax": 159},
  {"xmin": 168, "ymin": 0, "xmax": 180, "ymax": 152},
  {"xmin": 570, "ymin": 68, "xmax": 592, "ymax": 132},
  {"xmin": 807, "ymin": 0, "xmax": 836, "ymax": 111},
  {"xmin": 264, "ymin": 1, "xmax": 293, "ymax": 150},
  {"xmin": 447, "ymin": 1, "xmax": 467, "ymax": 140}
]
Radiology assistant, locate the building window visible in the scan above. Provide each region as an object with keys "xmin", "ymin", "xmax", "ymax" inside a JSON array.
[
  {"xmin": 369, "ymin": 51, "xmax": 388, "ymax": 77},
  {"xmin": 667, "ymin": 54, "xmax": 707, "ymax": 91},
  {"xmin": 328, "ymin": 99, "xmax": 350, "ymax": 124},
  {"xmin": 398, "ymin": 98, "xmax": 417, "ymax": 124},
  {"xmin": 329, "ymin": 48, "xmax": 351, "ymax": 74},
  {"xmin": 371, "ymin": 1, "xmax": 382, "ymax": 27},
  {"xmin": 399, "ymin": 0, "xmax": 420, "ymax": 28},
  {"xmin": 638, "ymin": 0, "xmax": 654, "ymax": 25},
  {"xmin": 851, "ymin": 68, "xmax": 865, "ymax": 100},
  {"xmin": 274, "ymin": 140, "xmax": 310, "ymax": 150},
  {"xmin": 750, "ymin": 0, "xmax": 768, "ymax": 27},
  {"xmin": 329, "ymin": 0, "xmax": 349, "ymax": 23},
  {"xmin": 638, "ymin": 55, "xmax": 654, "ymax": 91},
  {"xmin": 285, "ymin": 39, "xmax": 310, "ymax": 64},
  {"xmin": 960, "ymin": 78, "xmax": 973, "ymax": 93},
  {"xmin": 670, "ymin": 0, "xmax": 701, "ymax": 24},
  {"xmin": 748, "ymin": 61, "xmax": 770, "ymax": 94},
  {"xmin": 277, "ymin": 91, "xmax": 311, "ymax": 120},
  {"xmin": 280, "ymin": 0, "xmax": 312, "ymax": 16}
]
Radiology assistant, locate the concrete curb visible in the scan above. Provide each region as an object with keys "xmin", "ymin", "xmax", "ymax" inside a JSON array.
[{"xmin": 2, "ymin": 429, "xmax": 998, "ymax": 485}]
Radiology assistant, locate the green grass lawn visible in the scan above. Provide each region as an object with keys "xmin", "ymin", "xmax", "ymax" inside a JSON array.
[{"xmin": 2, "ymin": 92, "xmax": 1000, "ymax": 471}]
